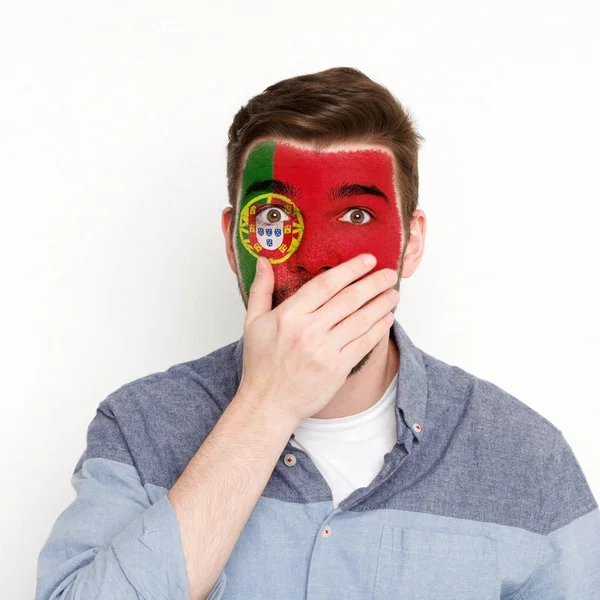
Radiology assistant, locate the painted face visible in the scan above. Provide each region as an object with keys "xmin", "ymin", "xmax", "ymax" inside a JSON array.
[{"xmin": 235, "ymin": 140, "xmax": 402, "ymax": 305}]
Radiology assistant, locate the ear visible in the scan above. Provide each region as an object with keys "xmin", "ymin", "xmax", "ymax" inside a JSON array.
[
  {"xmin": 221, "ymin": 207, "xmax": 238, "ymax": 275},
  {"xmin": 400, "ymin": 210, "xmax": 426, "ymax": 278}
]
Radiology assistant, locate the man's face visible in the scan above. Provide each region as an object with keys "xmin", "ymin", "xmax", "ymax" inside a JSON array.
[{"xmin": 233, "ymin": 139, "xmax": 403, "ymax": 309}]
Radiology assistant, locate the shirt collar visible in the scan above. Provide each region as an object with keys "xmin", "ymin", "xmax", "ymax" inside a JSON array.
[
  {"xmin": 390, "ymin": 318, "xmax": 428, "ymax": 450},
  {"xmin": 232, "ymin": 318, "xmax": 428, "ymax": 450}
]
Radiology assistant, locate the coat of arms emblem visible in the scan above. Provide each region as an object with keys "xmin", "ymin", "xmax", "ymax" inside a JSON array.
[{"xmin": 238, "ymin": 193, "xmax": 304, "ymax": 263}]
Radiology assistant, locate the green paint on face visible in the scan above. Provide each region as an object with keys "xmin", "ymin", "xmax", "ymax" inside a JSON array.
[{"xmin": 235, "ymin": 140, "xmax": 276, "ymax": 294}]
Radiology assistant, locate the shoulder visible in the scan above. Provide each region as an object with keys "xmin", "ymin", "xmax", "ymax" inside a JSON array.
[
  {"xmin": 103, "ymin": 337, "xmax": 241, "ymax": 414},
  {"xmin": 419, "ymin": 349, "xmax": 597, "ymax": 533},
  {"xmin": 86, "ymin": 338, "xmax": 242, "ymax": 489},
  {"xmin": 421, "ymin": 348, "xmax": 560, "ymax": 443}
]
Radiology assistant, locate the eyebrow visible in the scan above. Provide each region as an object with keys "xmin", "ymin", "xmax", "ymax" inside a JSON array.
[
  {"xmin": 242, "ymin": 179, "xmax": 391, "ymax": 205},
  {"xmin": 330, "ymin": 183, "xmax": 390, "ymax": 204},
  {"xmin": 242, "ymin": 179, "xmax": 300, "ymax": 202}
]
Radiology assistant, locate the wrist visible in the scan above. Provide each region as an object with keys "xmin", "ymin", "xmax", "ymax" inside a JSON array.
[{"xmin": 231, "ymin": 384, "xmax": 301, "ymax": 435}]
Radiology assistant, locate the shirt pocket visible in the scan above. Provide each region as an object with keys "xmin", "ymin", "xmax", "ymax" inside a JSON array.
[{"xmin": 373, "ymin": 524, "xmax": 499, "ymax": 600}]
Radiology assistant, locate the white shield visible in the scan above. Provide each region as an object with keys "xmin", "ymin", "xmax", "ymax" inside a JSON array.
[{"xmin": 255, "ymin": 214, "xmax": 285, "ymax": 250}]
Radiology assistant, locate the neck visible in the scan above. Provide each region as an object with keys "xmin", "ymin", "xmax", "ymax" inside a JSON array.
[{"xmin": 309, "ymin": 331, "xmax": 400, "ymax": 419}]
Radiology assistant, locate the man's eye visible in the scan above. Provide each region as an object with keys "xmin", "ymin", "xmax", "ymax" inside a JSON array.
[
  {"xmin": 338, "ymin": 209, "xmax": 372, "ymax": 225},
  {"xmin": 256, "ymin": 206, "xmax": 290, "ymax": 224}
]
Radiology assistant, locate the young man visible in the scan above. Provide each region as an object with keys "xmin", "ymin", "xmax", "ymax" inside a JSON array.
[{"xmin": 36, "ymin": 67, "xmax": 599, "ymax": 600}]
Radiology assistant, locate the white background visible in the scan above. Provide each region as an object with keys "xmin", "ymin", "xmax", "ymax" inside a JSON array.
[{"xmin": 1, "ymin": 1, "xmax": 599, "ymax": 596}]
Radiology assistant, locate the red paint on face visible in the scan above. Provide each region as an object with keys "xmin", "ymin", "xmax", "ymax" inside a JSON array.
[{"xmin": 271, "ymin": 143, "xmax": 402, "ymax": 305}]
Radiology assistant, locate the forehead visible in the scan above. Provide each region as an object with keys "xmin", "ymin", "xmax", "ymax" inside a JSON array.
[
  {"xmin": 241, "ymin": 138, "xmax": 396, "ymax": 171},
  {"xmin": 239, "ymin": 138, "xmax": 401, "ymax": 207}
]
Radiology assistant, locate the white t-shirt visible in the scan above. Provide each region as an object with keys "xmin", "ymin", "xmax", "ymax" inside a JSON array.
[{"xmin": 289, "ymin": 372, "xmax": 399, "ymax": 509}]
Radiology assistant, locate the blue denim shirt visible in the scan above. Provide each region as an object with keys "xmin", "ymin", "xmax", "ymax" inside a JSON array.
[{"xmin": 36, "ymin": 320, "xmax": 600, "ymax": 599}]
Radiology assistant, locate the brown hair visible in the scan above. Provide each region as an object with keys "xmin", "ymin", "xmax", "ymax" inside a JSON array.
[{"xmin": 226, "ymin": 66, "xmax": 424, "ymax": 251}]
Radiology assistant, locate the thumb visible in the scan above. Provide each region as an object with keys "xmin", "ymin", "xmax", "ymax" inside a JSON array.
[{"xmin": 246, "ymin": 257, "xmax": 274, "ymax": 324}]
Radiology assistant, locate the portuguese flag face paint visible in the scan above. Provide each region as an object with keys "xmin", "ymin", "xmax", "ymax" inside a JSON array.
[{"xmin": 235, "ymin": 140, "xmax": 402, "ymax": 304}]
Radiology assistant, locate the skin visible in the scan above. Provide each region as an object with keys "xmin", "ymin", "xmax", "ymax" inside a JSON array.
[{"xmin": 222, "ymin": 138, "xmax": 426, "ymax": 419}]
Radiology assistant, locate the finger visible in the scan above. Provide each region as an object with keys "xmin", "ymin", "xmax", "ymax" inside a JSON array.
[
  {"xmin": 282, "ymin": 253, "xmax": 377, "ymax": 315},
  {"xmin": 339, "ymin": 312, "xmax": 395, "ymax": 370},
  {"xmin": 245, "ymin": 257, "xmax": 274, "ymax": 324},
  {"xmin": 329, "ymin": 288, "xmax": 399, "ymax": 349},
  {"xmin": 317, "ymin": 268, "xmax": 398, "ymax": 330}
]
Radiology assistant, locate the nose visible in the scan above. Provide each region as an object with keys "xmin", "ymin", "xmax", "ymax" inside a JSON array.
[{"xmin": 287, "ymin": 232, "xmax": 343, "ymax": 275}]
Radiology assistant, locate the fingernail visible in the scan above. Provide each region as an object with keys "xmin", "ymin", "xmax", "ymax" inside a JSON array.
[
  {"xmin": 385, "ymin": 312, "xmax": 395, "ymax": 325},
  {"xmin": 362, "ymin": 254, "xmax": 376, "ymax": 268},
  {"xmin": 256, "ymin": 258, "xmax": 264, "ymax": 275},
  {"xmin": 385, "ymin": 269, "xmax": 398, "ymax": 283}
]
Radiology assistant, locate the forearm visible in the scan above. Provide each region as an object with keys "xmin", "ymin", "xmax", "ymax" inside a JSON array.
[{"xmin": 168, "ymin": 387, "xmax": 299, "ymax": 600}]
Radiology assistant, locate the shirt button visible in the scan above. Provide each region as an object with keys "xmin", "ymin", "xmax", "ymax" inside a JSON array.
[
  {"xmin": 283, "ymin": 453, "xmax": 297, "ymax": 467},
  {"xmin": 413, "ymin": 423, "xmax": 422, "ymax": 432},
  {"xmin": 321, "ymin": 525, "xmax": 331, "ymax": 538}
]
